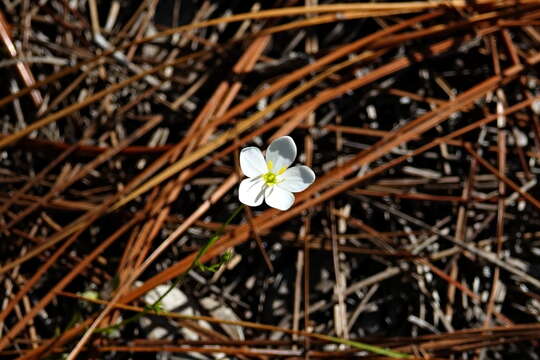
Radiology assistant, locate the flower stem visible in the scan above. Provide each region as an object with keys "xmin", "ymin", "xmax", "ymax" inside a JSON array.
[
  {"xmin": 315, "ymin": 334, "xmax": 411, "ymax": 359},
  {"xmin": 95, "ymin": 204, "xmax": 245, "ymax": 334},
  {"xmin": 91, "ymin": 203, "xmax": 409, "ymax": 358}
]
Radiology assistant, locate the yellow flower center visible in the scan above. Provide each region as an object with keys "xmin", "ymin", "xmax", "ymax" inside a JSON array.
[
  {"xmin": 263, "ymin": 172, "xmax": 278, "ymax": 186},
  {"xmin": 263, "ymin": 161, "xmax": 287, "ymax": 186}
]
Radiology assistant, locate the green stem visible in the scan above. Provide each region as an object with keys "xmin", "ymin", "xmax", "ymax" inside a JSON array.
[
  {"xmin": 317, "ymin": 334, "xmax": 411, "ymax": 359},
  {"xmin": 95, "ymin": 204, "xmax": 245, "ymax": 334},
  {"xmin": 92, "ymin": 204, "xmax": 409, "ymax": 359}
]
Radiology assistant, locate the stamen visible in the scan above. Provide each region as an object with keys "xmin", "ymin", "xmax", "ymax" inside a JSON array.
[{"xmin": 263, "ymin": 172, "xmax": 278, "ymax": 186}]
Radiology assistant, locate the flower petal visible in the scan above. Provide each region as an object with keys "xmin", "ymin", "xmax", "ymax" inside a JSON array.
[
  {"xmin": 240, "ymin": 147, "xmax": 267, "ymax": 178},
  {"xmin": 278, "ymin": 165, "xmax": 316, "ymax": 192},
  {"xmin": 239, "ymin": 178, "xmax": 265, "ymax": 207},
  {"xmin": 264, "ymin": 186, "xmax": 295, "ymax": 211},
  {"xmin": 265, "ymin": 136, "xmax": 296, "ymax": 173}
]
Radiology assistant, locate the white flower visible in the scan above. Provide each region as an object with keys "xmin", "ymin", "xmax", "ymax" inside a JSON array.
[{"xmin": 238, "ymin": 136, "xmax": 316, "ymax": 211}]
